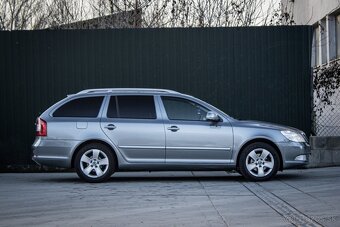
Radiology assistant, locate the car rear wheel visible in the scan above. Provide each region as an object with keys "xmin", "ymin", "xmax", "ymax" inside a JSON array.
[
  {"xmin": 75, "ymin": 143, "xmax": 115, "ymax": 183},
  {"xmin": 239, "ymin": 142, "xmax": 280, "ymax": 181}
]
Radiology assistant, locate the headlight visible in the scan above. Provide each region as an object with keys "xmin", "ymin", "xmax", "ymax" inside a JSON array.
[{"xmin": 281, "ymin": 130, "xmax": 305, "ymax": 142}]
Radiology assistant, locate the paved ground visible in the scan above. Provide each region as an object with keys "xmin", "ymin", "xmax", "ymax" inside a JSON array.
[{"xmin": 0, "ymin": 167, "xmax": 340, "ymax": 227}]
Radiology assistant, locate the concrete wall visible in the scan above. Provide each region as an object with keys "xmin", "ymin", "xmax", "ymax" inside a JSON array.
[
  {"xmin": 308, "ymin": 136, "xmax": 340, "ymax": 167},
  {"xmin": 281, "ymin": 0, "xmax": 340, "ymax": 25}
]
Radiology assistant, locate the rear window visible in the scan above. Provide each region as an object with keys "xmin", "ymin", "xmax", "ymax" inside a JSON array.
[
  {"xmin": 53, "ymin": 96, "xmax": 104, "ymax": 118},
  {"xmin": 107, "ymin": 96, "xmax": 156, "ymax": 119}
]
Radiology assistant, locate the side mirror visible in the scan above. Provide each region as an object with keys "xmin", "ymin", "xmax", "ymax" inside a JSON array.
[{"xmin": 206, "ymin": 111, "xmax": 220, "ymax": 122}]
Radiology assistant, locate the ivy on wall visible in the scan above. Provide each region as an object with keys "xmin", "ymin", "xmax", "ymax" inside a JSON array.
[{"xmin": 313, "ymin": 60, "xmax": 340, "ymax": 116}]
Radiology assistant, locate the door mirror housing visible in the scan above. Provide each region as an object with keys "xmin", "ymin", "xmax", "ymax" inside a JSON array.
[{"xmin": 206, "ymin": 111, "xmax": 220, "ymax": 122}]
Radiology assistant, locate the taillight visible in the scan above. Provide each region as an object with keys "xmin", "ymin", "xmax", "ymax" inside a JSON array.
[{"xmin": 36, "ymin": 118, "xmax": 47, "ymax": 137}]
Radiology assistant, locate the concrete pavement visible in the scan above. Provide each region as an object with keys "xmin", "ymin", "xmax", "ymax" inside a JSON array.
[{"xmin": 0, "ymin": 167, "xmax": 340, "ymax": 227}]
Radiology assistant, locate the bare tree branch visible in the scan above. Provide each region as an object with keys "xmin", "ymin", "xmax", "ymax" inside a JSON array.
[{"xmin": 0, "ymin": 0, "xmax": 292, "ymax": 30}]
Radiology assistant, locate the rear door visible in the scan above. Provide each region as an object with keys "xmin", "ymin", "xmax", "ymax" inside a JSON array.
[{"xmin": 100, "ymin": 95, "xmax": 165, "ymax": 163}]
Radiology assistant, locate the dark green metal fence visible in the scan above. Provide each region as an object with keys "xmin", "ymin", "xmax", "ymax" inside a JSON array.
[{"xmin": 0, "ymin": 27, "xmax": 312, "ymax": 167}]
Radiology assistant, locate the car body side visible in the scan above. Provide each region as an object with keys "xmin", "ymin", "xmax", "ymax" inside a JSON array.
[{"xmin": 32, "ymin": 92, "xmax": 310, "ymax": 171}]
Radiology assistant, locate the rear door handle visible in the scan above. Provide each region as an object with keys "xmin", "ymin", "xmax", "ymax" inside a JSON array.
[
  {"xmin": 167, "ymin": 126, "xmax": 180, "ymax": 132},
  {"xmin": 104, "ymin": 124, "xmax": 116, "ymax": 130}
]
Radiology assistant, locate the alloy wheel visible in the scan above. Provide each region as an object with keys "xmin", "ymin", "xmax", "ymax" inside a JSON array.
[
  {"xmin": 245, "ymin": 148, "xmax": 274, "ymax": 178},
  {"xmin": 80, "ymin": 149, "xmax": 109, "ymax": 178}
]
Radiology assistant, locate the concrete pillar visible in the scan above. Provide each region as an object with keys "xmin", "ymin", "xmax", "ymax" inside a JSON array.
[
  {"xmin": 311, "ymin": 29, "xmax": 316, "ymax": 66},
  {"xmin": 326, "ymin": 15, "xmax": 336, "ymax": 64},
  {"xmin": 320, "ymin": 19, "xmax": 327, "ymax": 64},
  {"xmin": 317, "ymin": 22, "xmax": 322, "ymax": 65}
]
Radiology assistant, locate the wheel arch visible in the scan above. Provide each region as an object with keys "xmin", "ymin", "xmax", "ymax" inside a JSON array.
[
  {"xmin": 71, "ymin": 139, "xmax": 118, "ymax": 170},
  {"xmin": 236, "ymin": 138, "xmax": 283, "ymax": 171}
]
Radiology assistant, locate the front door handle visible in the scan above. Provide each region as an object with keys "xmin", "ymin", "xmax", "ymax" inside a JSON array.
[
  {"xmin": 104, "ymin": 124, "xmax": 116, "ymax": 130},
  {"xmin": 167, "ymin": 126, "xmax": 180, "ymax": 132}
]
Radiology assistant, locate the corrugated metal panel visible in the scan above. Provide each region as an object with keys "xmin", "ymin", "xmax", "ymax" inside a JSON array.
[{"xmin": 0, "ymin": 27, "xmax": 312, "ymax": 166}]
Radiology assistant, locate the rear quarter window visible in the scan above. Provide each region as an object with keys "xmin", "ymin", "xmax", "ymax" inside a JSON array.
[{"xmin": 53, "ymin": 96, "xmax": 104, "ymax": 118}]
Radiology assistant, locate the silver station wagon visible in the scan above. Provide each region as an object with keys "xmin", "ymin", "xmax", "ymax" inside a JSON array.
[{"xmin": 32, "ymin": 88, "xmax": 310, "ymax": 183}]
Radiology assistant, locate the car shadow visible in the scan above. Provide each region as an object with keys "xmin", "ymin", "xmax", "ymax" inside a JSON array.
[
  {"xmin": 36, "ymin": 171, "xmax": 305, "ymax": 184},
  {"xmin": 107, "ymin": 175, "xmax": 243, "ymax": 182}
]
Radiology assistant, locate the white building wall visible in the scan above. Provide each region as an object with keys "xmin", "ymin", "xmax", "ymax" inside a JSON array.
[
  {"xmin": 282, "ymin": 0, "xmax": 340, "ymax": 136},
  {"xmin": 282, "ymin": 0, "xmax": 340, "ymax": 25},
  {"xmin": 282, "ymin": 0, "xmax": 340, "ymax": 67}
]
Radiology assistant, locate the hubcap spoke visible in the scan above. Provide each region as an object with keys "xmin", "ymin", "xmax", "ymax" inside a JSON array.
[
  {"xmin": 263, "ymin": 161, "xmax": 274, "ymax": 169},
  {"xmin": 95, "ymin": 167, "xmax": 104, "ymax": 177},
  {"xmin": 260, "ymin": 149, "xmax": 270, "ymax": 160},
  {"xmin": 92, "ymin": 149, "xmax": 100, "ymax": 159},
  {"xmin": 80, "ymin": 155, "xmax": 91, "ymax": 164},
  {"xmin": 248, "ymin": 151, "xmax": 258, "ymax": 161},
  {"xmin": 257, "ymin": 166, "xmax": 265, "ymax": 177},
  {"xmin": 99, "ymin": 158, "xmax": 108, "ymax": 166},
  {"xmin": 84, "ymin": 166, "xmax": 93, "ymax": 175},
  {"xmin": 246, "ymin": 163, "xmax": 257, "ymax": 171}
]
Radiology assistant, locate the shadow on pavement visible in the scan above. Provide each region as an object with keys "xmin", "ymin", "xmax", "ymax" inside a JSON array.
[
  {"xmin": 108, "ymin": 175, "xmax": 244, "ymax": 182},
  {"xmin": 34, "ymin": 171, "xmax": 306, "ymax": 184}
]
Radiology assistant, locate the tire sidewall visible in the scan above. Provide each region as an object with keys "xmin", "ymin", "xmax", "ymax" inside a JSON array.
[
  {"xmin": 74, "ymin": 143, "xmax": 115, "ymax": 183},
  {"xmin": 239, "ymin": 142, "xmax": 280, "ymax": 181}
]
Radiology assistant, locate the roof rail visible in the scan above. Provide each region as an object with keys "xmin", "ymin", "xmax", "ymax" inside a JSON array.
[{"xmin": 77, "ymin": 88, "xmax": 179, "ymax": 94}]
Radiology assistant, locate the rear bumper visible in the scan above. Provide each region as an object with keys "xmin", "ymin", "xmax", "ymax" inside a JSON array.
[
  {"xmin": 32, "ymin": 155, "xmax": 70, "ymax": 168},
  {"xmin": 32, "ymin": 137, "xmax": 79, "ymax": 168},
  {"xmin": 277, "ymin": 141, "xmax": 311, "ymax": 169}
]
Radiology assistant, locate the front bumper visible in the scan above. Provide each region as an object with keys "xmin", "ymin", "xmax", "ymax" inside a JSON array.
[
  {"xmin": 32, "ymin": 137, "xmax": 79, "ymax": 168},
  {"xmin": 277, "ymin": 141, "xmax": 311, "ymax": 169}
]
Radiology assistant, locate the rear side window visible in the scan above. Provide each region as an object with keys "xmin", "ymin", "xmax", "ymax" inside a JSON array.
[
  {"xmin": 107, "ymin": 96, "xmax": 156, "ymax": 119},
  {"xmin": 53, "ymin": 96, "xmax": 104, "ymax": 118}
]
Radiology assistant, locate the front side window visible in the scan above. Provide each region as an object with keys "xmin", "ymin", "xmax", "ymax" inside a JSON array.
[
  {"xmin": 53, "ymin": 96, "xmax": 104, "ymax": 118},
  {"xmin": 162, "ymin": 96, "xmax": 209, "ymax": 121},
  {"xmin": 107, "ymin": 96, "xmax": 156, "ymax": 119}
]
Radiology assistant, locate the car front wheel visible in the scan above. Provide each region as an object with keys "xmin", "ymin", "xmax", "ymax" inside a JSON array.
[
  {"xmin": 74, "ymin": 143, "xmax": 115, "ymax": 183},
  {"xmin": 239, "ymin": 142, "xmax": 280, "ymax": 181}
]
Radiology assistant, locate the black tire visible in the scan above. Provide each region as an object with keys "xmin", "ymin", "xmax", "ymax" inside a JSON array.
[
  {"xmin": 74, "ymin": 143, "xmax": 116, "ymax": 183},
  {"xmin": 239, "ymin": 142, "xmax": 280, "ymax": 181}
]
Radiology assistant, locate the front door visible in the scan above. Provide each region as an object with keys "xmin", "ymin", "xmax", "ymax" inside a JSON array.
[{"xmin": 160, "ymin": 96, "xmax": 233, "ymax": 164}]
